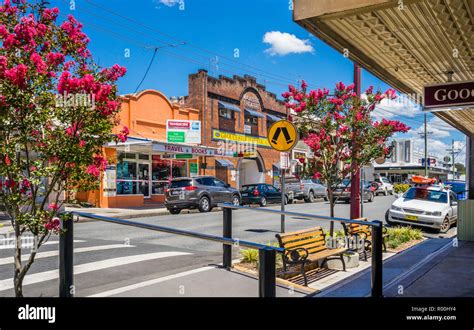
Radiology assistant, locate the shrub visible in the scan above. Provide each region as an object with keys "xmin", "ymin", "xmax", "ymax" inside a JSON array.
[
  {"xmin": 393, "ymin": 183, "xmax": 410, "ymax": 194},
  {"xmin": 240, "ymin": 248, "xmax": 259, "ymax": 264},
  {"xmin": 386, "ymin": 226, "xmax": 423, "ymax": 249}
]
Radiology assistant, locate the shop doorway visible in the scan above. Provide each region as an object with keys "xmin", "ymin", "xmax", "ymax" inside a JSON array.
[
  {"xmin": 238, "ymin": 156, "xmax": 265, "ymax": 188},
  {"xmin": 138, "ymin": 162, "xmax": 151, "ymax": 198}
]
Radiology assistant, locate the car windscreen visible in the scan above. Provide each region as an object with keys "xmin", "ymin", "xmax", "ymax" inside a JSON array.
[
  {"xmin": 341, "ymin": 179, "xmax": 351, "ymax": 187},
  {"xmin": 404, "ymin": 188, "xmax": 447, "ymax": 203},
  {"xmin": 241, "ymin": 185, "xmax": 258, "ymax": 192},
  {"xmin": 445, "ymin": 182, "xmax": 465, "ymax": 194},
  {"xmin": 169, "ymin": 180, "xmax": 192, "ymax": 188}
]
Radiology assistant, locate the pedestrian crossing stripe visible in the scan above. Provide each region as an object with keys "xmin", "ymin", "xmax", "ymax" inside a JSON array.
[{"xmin": 267, "ymin": 120, "xmax": 298, "ymax": 152}]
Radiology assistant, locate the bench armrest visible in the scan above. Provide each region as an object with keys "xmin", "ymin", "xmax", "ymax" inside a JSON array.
[{"xmin": 283, "ymin": 247, "xmax": 309, "ymax": 265}]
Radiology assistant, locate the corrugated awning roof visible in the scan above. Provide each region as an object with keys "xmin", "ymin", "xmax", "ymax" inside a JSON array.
[
  {"xmin": 293, "ymin": 0, "xmax": 474, "ymax": 136},
  {"xmin": 218, "ymin": 101, "xmax": 241, "ymax": 112},
  {"xmin": 245, "ymin": 108, "xmax": 265, "ymax": 118},
  {"xmin": 266, "ymin": 114, "xmax": 283, "ymax": 122}
]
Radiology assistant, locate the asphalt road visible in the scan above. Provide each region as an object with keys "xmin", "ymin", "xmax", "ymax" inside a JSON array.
[{"xmin": 0, "ymin": 195, "xmax": 453, "ymax": 297}]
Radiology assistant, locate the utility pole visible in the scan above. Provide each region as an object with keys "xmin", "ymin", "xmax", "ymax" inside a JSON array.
[
  {"xmin": 350, "ymin": 62, "xmax": 361, "ymax": 221},
  {"xmin": 446, "ymin": 140, "xmax": 460, "ymax": 180},
  {"xmin": 418, "ymin": 112, "xmax": 433, "ymax": 177}
]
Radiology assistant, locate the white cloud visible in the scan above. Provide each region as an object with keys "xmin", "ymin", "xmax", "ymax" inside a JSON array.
[
  {"xmin": 157, "ymin": 0, "xmax": 180, "ymax": 7},
  {"xmin": 372, "ymin": 96, "xmax": 421, "ymax": 121},
  {"xmin": 411, "ymin": 137, "xmax": 466, "ymax": 164},
  {"xmin": 263, "ymin": 31, "xmax": 314, "ymax": 56}
]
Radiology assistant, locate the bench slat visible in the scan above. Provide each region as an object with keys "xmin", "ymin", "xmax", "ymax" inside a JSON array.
[
  {"xmin": 307, "ymin": 248, "xmax": 347, "ymax": 261},
  {"xmin": 278, "ymin": 227, "xmax": 323, "ymax": 240},
  {"xmin": 283, "ymin": 236, "xmax": 325, "ymax": 249}
]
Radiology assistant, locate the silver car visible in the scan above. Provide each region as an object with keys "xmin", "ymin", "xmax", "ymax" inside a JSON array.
[
  {"xmin": 279, "ymin": 176, "xmax": 327, "ymax": 203},
  {"xmin": 164, "ymin": 176, "xmax": 241, "ymax": 214}
]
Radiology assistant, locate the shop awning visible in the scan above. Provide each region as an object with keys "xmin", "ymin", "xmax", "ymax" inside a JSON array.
[
  {"xmin": 293, "ymin": 0, "xmax": 474, "ymax": 136},
  {"xmin": 245, "ymin": 108, "xmax": 265, "ymax": 118},
  {"xmin": 272, "ymin": 163, "xmax": 280, "ymax": 169},
  {"xmin": 266, "ymin": 114, "xmax": 283, "ymax": 122},
  {"xmin": 218, "ymin": 101, "xmax": 241, "ymax": 113},
  {"xmin": 215, "ymin": 159, "xmax": 234, "ymax": 167}
]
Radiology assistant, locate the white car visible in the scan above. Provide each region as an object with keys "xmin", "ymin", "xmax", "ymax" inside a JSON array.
[
  {"xmin": 374, "ymin": 177, "xmax": 393, "ymax": 196},
  {"xmin": 387, "ymin": 186, "xmax": 458, "ymax": 233}
]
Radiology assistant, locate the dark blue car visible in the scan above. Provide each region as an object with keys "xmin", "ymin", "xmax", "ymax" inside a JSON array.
[
  {"xmin": 240, "ymin": 183, "xmax": 288, "ymax": 207},
  {"xmin": 444, "ymin": 181, "xmax": 467, "ymax": 200}
]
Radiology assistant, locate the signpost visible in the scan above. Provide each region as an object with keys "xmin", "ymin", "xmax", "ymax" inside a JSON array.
[{"xmin": 268, "ymin": 120, "xmax": 298, "ymax": 233}]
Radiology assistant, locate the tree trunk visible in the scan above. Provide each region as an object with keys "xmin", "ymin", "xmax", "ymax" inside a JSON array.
[
  {"xmin": 13, "ymin": 221, "xmax": 23, "ymax": 298},
  {"xmin": 328, "ymin": 188, "xmax": 335, "ymax": 236}
]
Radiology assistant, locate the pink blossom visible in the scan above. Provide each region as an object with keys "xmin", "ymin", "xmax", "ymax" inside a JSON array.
[
  {"xmin": 46, "ymin": 52, "xmax": 65, "ymax": 66},
  {"xmin": 365, "ymin": 86, "xmax": 374, "ymax": 95},
  {"xmin": 48, "ymin": 202, "xmax": 59, "ymax": 211},
  {"xmin": 335, "ymin": 82, "xmax": 345, "ymax": 91},
  {"xmin": 313, "ymin": 172, "xmax": 322, "ymax": 179},
  {"xmin": 45, "ymin": 218, "xmax": 61, "ymax": 232},
  {"xmin": 42, "ymin": 7, "xmax": 59, "ymax": 21},
  {"xmin": 301, "ymin": 80, "xmax": 308, "ymax": 89},
  {"xmin": 86, "ymin": 165, "xmax": 101, "ymax": 178},
  {"xmin": 101, "ymin": 64, "xmax": 127, "ymax": 81},
  {"xmin": 384, "ymin": 88, "xmax": 397, "ymax": 100},
  {"xmin": 4, "ymin": 64, "xmax": 28, "ymax": 88},
  {"xmin": 30, "ymin": 52, "xmax": 47, "ymax": 74}
]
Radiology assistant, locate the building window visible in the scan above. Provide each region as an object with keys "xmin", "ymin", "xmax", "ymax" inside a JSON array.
[
  {"xmin": 245, "ymin": 116, "xmax": 258, "ymax": 125},
  {"xmin": 116, "ymin": 159, "xmax": 138, "ymax": 195},
  {"xmin": 219, "ymin": 108, "xmax": 234, "ymax": 119}
]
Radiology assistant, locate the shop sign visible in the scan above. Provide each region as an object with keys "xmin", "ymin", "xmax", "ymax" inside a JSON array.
[
  {"xmin": 166, "ymin": 120, "xmax": 201, "ymax": 144},
  {"xmin": 153, "ymin": 142, "xmax": 233, "ymax": 157},
  {"xmin": 189, "ymin": 162, "xmax": 199, "ymax": 177},
  {"xmin": 244, "ymin": 124, "xmax": 251, "ymax": 134},
  {"xmin": 212, "ymin": 129, "xmax": 270, "ymax": 147},
  {"xmin": 176, "ymin": 153, "xmax": 193, "ymax": 159},
  {"xmin": 103, "ymin": 165, "xmax": 116, "ymax": 197},
  {"xmin": 424, "ymin": 81, "xmax": 474, "ymax": 109}
]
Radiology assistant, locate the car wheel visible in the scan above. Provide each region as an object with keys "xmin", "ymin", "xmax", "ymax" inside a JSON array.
[
  {"xmin": 289, "ymin": 199, "xmax": 294, "ymax": 204},
  {"xmin": 259, "ymin": 196, "xmax": 267, "ymax": 207},
  {"xmin": 439, "ymin": 216, "xmax": 451, "ymax": 233},
  {"xmin": 232, "ymin": 194, "xmax": 240, "ymax": 206},
  {"xmin": 284, "ymin": 196, "xmax": 289, "ymax": 205},
  {"xmin": 305, "ymin": 191, "xmax": 315, "ymax": 203},
  {"xmin": 323, "ymin": 195, "xmax": 328, "ymax": 201},
  {"xmin": 198, "ymin": 196, "xmax": 211, "ymax": 212},
  {"xmin": 169, "ymin": 209, "xmax": 181, "ymax": 215},
  {"xmin": 385, "ymin": 209, "xmax": 394, "ymax": 226}
]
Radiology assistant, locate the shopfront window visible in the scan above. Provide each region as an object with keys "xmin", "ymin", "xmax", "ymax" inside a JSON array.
[{"xmin": 116, "ymin": 159, "xmax": 138, "ymax": 195}]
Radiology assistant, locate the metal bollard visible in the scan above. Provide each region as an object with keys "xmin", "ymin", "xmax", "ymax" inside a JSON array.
[
  {"xmin": 59, "ymin": 217, "xmax": 74, "ymax": 297},
  {"xmin": 259, "ymin": 248, "xmax": 276, "ymax": 297},
  {"xmin": 223, "ymin": 208, "xmax": 232, "ymax": 269},
  {"xmin": 371, "ymin": 220, "xmax": 383, "ymax": 298}
]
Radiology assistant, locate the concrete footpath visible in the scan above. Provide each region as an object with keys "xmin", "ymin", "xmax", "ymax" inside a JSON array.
[
  {"xmin": 317, "ymin": 237, "xmax": 473, "ymax": 297},
  {"xmin": 86, "ymin": 266, "xmax": 306, "ymax": 297}
]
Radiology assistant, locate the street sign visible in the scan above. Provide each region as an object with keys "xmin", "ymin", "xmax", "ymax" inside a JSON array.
[
  {"xmin": 280, "ymin": 152, "xmax": 290, "ymax": 169},
  {"xmin": 267, "ymin": 120, "xmax": 298, "ymax": 152}
]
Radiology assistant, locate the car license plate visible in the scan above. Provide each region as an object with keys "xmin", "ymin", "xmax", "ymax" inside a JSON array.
[
  {"xmin": 405, "ymin": 215, "xmax": 418, "ymax": 221},
  {"xmin": 241, "ymin": 193, "xmax": 248, "ymax": 197},
  {"xmin": 171, "ymin": 190, "xmax": 180, "ymax": 196}
]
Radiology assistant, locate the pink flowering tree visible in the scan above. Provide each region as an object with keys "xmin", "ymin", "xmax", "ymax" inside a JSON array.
[
  {"xmin": 282, "ymin": 81, "xmax": 409, "ymax": 229},
  {"xmin": 0, "ymin": 0, "xmax": 128, "ymax": 296}
]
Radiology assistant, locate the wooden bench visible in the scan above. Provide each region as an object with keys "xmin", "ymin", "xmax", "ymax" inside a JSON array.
[
  {"xmin": 276, "ymin": 227, "xmax": 347, "ymax": 286},
  {"xmin": 342, "ymin": 218, "xmax": 388, "ymax": 260}
]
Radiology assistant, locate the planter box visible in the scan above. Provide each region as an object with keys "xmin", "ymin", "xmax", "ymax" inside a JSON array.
[{"xmin": 325, "ymin": 251, "xmax": 359, "ymax": 270}]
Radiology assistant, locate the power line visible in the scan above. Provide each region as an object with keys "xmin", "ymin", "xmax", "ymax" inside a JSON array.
[{"xmin": 80, "ymin": 0, "xmax": 320, "ymax": 88}]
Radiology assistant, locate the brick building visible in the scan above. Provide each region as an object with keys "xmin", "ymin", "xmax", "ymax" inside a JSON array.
[{"xmin": 186, "ymin": 70, "xmax": 308, "ymax": 187}]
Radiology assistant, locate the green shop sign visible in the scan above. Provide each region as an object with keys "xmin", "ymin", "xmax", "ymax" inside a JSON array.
[{"xmin": 167, "ymin": 131, "xmax": 185, "ymax": 143}]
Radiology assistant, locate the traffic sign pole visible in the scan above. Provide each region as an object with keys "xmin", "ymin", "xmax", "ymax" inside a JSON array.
[{"xmin": 267, "ymin": 120, "xmax": 298, "ymax": 234}]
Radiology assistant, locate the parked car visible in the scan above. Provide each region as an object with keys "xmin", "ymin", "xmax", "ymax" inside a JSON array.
[
  {"xmin": 240, "ymin": 183, "xmax": 288, "ymax": 207},
  {"xmin": 444, "ymin": 181, "xmax": 467, "ymax": 200},
  {"xmin": 387, "ymin": 186, "xmax": 458, "ymax": 233},
  {"xmin": 373, "ymin": 176, "xmax": 394, "ymax": 196},
  {"xmin": 278, "ymin": 176, "xmax": 327, "ymax": 203},
  {"xmin": 164, "ymin": 176, "xmax": 241, "ymax": 214},
  {"xmin": 333, "ymin": 179, "xmax": 376, "ymax": 203}
]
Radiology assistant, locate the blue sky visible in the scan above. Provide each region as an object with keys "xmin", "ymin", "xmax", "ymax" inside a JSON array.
[{"xmin": 54, "ymin": 0, "xmax": 466, "ymax": 163}]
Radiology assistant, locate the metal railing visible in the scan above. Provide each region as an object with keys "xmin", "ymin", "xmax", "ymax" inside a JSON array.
[
  {"xmin": 218, "ymin": 203, "xmax": 384, "ymax": 298},
  {"xmin": 59, "ymin": 211, "xmax": 284, "ymax": 298}
]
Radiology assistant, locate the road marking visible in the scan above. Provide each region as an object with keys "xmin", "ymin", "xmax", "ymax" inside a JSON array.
[
  {"xmin": 0, "ymin": 244, "xmax": 135, "ymax": 266},
  {"xmin": 0, "ymin": 251, "xmax": 191, "ymax": 291},
  {"xmin": 0, "ymin": 240, "xmax": 85, "ymax": 250},
  {"xmin": 89, "ymin": 266, "xmax": 214, "ymax": 297}
]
